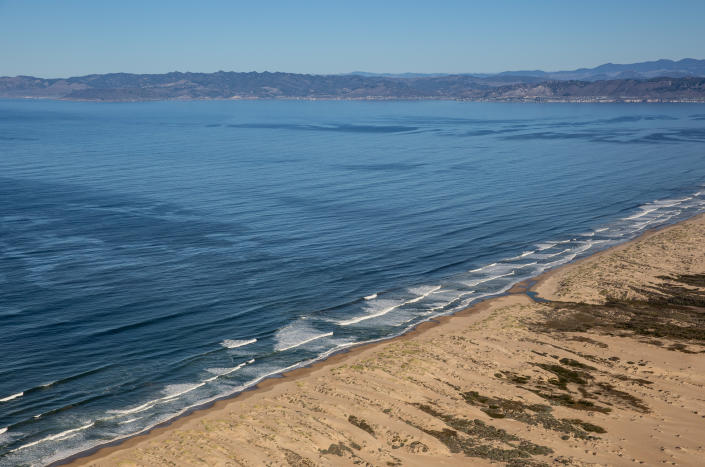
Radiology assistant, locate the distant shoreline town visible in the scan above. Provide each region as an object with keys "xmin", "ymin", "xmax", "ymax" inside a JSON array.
[{"xmin": 2, "ymin": 58, "xmax": 705, "ymax": 103}]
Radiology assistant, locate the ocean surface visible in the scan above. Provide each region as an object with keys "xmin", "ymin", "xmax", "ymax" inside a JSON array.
[{"xmin": 1, "ymin": 99, "xmax": 705, "ymax": 465}]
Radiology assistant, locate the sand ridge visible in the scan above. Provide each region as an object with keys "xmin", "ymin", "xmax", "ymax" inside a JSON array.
[{"xmin": 65, "ymin": 214, "xmax": 705, "ymax": 466}]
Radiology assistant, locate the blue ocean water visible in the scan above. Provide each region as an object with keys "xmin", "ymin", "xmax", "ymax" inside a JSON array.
[{"xmin": 1, "ymin": 99, "xmax": 705, "ymax": 465}]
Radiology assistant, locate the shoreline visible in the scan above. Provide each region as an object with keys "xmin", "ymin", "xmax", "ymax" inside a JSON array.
[
  {"xmin": 55, "ymin": 211, "xmax": 705, "ymax": 466},
  {"xmin": 4, "ymin": 96, "xmax": 705, "ymax": 104}
]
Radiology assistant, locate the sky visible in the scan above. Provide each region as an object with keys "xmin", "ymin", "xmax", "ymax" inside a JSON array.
[{"xmin": 1, "ymin": 0, "xmax": 704, "ymax": 78}]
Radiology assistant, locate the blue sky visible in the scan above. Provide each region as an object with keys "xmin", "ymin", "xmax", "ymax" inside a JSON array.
[{"xmin": 1, "ymin": 0, "xmax": 704, "ymax": 77}]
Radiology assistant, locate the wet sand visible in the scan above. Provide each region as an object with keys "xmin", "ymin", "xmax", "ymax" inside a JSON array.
[{"xmin": 63, "ymin": 214, "xmax": 705, "ymax": 466}]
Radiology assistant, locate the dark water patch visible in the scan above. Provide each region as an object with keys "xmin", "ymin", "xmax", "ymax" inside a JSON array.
[
  {"xmin": 502, "ymin": 127, "xmax": 704, "ymax": 144},
  {"xmin": 337, "ymin": 162, "xmax": 427, "ymax": 171},
  {"xmin": 458, "ymin": 128, "xmax": 522, "ymax": 137},
  {"xmin": 502, "ymin": 129, "xmax": 636, "ymax": 143},
  {"xmin": 0, "ymin": 135, "xmax": 39, "ymax": 141},
  {"xmin": 227, "ymin": 122, "xmax": 418, "ymax": 133},
  {"xmin": 400, "ymin": 116, "xmax": 531, "ymax": 125}
]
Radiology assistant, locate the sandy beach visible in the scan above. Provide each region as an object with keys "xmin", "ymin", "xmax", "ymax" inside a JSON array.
[{"xmin": 62, "ymin": 214, "xmax": 705, "ymax": 466}]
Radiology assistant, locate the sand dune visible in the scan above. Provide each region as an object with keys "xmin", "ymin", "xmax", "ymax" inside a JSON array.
[{"xmin": 67, "ymin": 214, "xmax": 705, "ymax": 466}]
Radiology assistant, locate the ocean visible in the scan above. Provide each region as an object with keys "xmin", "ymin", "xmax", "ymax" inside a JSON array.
[{"xmin": 1, "ymin": 99, "xmax": 705, "ymax": 465}]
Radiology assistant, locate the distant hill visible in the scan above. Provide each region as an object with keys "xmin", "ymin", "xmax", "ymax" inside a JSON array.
[
  {"xmin": 496, "ymin": 58, "xmax": 705, "ymax": 81},
  {"xmin": 1, "ymin": 68, "xmax": 705, "ymax": 102},
  {"xmin": 351, "ymin": 58, "xmax": 705, "ymax": 81}
]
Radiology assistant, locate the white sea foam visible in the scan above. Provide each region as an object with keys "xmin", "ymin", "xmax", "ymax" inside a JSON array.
[
  {"xmin": 364, "ymin": 293, "xmax": 378, "ymax": 300},
  {"xmin": 276, "ymin": 332, "xmax": 333, "ymax": 351},
  {"xmin": 595, "ymin": 227, "xmax": 608, "ymax": 232},
  {"xmin": 624, "ymin": 207, "xmax": 658, "ymax": 220},
  {"xmin": 623, "ymin": 196, "xmax": 693, "ymax": 223},
  {"xmin": 470, "ymin": 263, "xmax": 496, "ymax": 272},
  {"xmin": 461, "ymin": 271, "xmax": 515, "ymax": 288},
  {"xmin": 203, "ymin": 359, "xmax": 253, "ymax": 382},
  {"xmin": 109, "ymin": 359, "xmax": 255, "ymax": 418},
  {"xmin": 543, "ymin": 253, "xmax": 577, "ymax": 269},
  {"xmin": 118, "ymin": 417, "xmax": 142, "ymax": 425},
  {"xmin": 535, "ymin": 242, "xmax": 557, "ymax": 251},
  {"xmin": 0, "ymin": 392, "xmax": 23, "ymax": 402},
  {"xmin": 162, "ymin": 383, "xmax": 206, "ymax": 401},
  {"xmin": 537, "ymin": 248, "xmax": 572, "ymax": 259},
  {"xmin": 9, "ymin": 422, "xmax": 94, "ymax": 453},
  {"xmin": 206, "ymin": 367, "xmax": 235, "ymax": 375},
  {"xmin": 108, "ymin": 399, "xmax": 160, "ymax": 416},
  {"xmin": 220, "ymin": 338, "xmax": 257, "ymax": 349},
  {"xmin": 471, "ymin": 262, "xmax": 535, "ymax": 275},
  {"xmin": 0, "ymin": 427, "xmax": 7, "ymax": 435},
  {"xmin": 508, "ymin": 250, "xmax": 534, "ymax": 260},
  {"xmin": 338, "ymin": 285, "xmax": 441, "ymax": 326}
]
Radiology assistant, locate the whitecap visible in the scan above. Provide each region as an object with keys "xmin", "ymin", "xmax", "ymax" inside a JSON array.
[
  {"xmin": 161, "ymin": 383, "xmax": 206, "ymax": 401},
  {"xmin": 108, "ymin": 358, "xmax": 256, "ymax": 419},
  {"xmin": 9, "ymin": 422, "xmax": 94, "ymax": 453},
  {"xmin": 118, "ymin": 417, "xmax": 142, "ymax": 425},
  {"xmin": 220, "ymin": 338, "xmax": 257, "ymax": 349},
  {"xmin": 0, "ymin": 427, "xmax": 7, "ymax": 435},
  {"xmin": 338, "ymin": 285, "xmax": 441, "ymax": 326},
  {"xmin": 624, "ymin": 207, "xmax": 658, "ymax": 220},
  {"xmin": 0, "ymin": 392, "xmax": 23, "ymax": 403},
  {"xmin": 108, "ymin": 399, "xmax": 161, "ymax": 416},
  {"xmin": 276, "ymin": 331, "xmax": 333, "ymax": 351},
  {"xmin": 532, "ymin": 248, "xmax": 572, "ymax": 259},
  {"xmin": 461, "ymin": 271, "xmax": 515, "ymax": 288},
  {"xmin": 364, "ymin": 293, "xmax": 378, "ymax": 300},
  {"xmin": 203, "ymin": 359, "xmax": 253, "ymax": 382},
  {"xmin": 543, "ymin": 253, "xmax": 577, "ymax": 269},
  {"xmin": 470, "ymin": 263, "xmax": 496, "ymax": 272},
  {"xmin": 535, "ymin": 242, "xmax": 557, "ymax": 251},
  {"xmin": 507, "ymin": 250, "xmax": 534, "ymax": 260}
]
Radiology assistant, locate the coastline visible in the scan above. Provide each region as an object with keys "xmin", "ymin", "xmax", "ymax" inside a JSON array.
[
  {"xmin": 57, "ymin": 211, "xmax": 705, "ymax": 466},
  {"xmin": 5, "ymin": 95, "xmax": 705, "ymax": 103}
]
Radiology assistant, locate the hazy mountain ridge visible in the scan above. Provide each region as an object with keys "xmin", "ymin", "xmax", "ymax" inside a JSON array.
[
  {"xmin": 352, "ymin": 58, "xmax": 705, "ymax": 81},
  {"xmin": 2, "ymin": 62, "xmax": 705, "ymax": 102}
]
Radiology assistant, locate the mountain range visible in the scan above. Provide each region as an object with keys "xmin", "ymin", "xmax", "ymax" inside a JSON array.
[
  {"xmin": 1, "ymin": 59, "xmax": 705, "ymax": 102},
  {"xmin": 352, "ymin": 58, "xmax": 705, "ymax": 81}
]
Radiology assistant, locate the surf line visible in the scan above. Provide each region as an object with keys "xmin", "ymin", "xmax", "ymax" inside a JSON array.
[
  {"xmin": 276, "ymin": 332, "xmax": 334, "ymax": 352},
  {"xmin": 220, "ymin": 338, "xmax": 257, "ymax": 349},
  {"xmin": 0, "ymin": 392, "xmax": 23, "ymax": 403},
  {"xmin": 9, "ymin": 422, "xmax": 95, "ymax": 453},
  {"xmin": 339, "ymin": 285, "xmax": 442, "ymax": 326},
  {"xmin": 107, "ymin": 359, "xmax": 255, "ymax": 417}
]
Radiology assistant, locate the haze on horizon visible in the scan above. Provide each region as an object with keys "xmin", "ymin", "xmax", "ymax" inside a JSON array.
[{"xmin": 1, "ymin": 0, "xmax": 704, "ymax": 78}]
